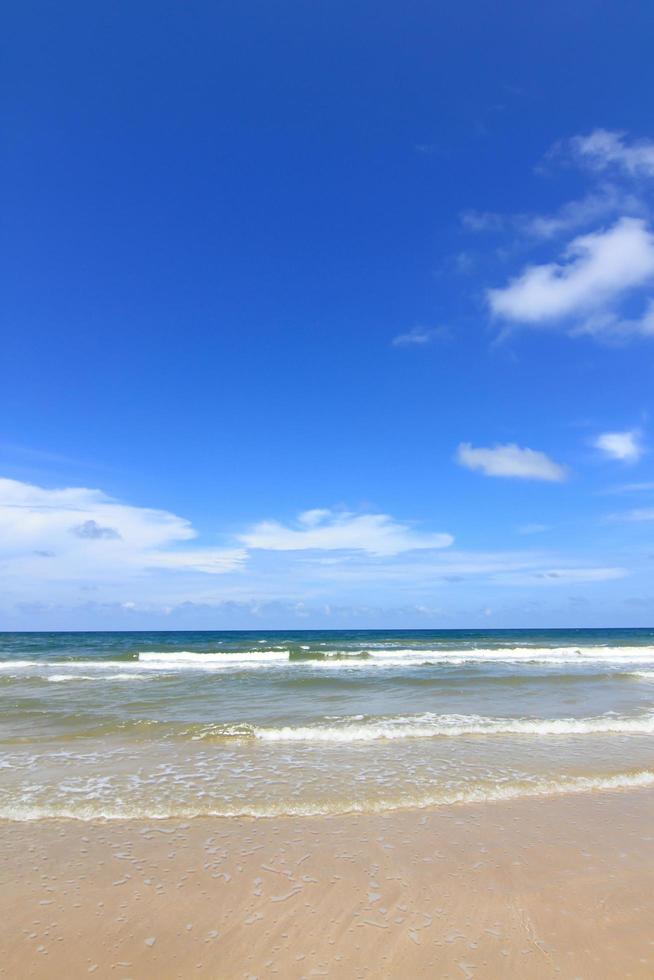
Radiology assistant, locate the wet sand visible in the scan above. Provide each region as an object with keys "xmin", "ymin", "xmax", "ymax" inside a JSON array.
[{"xmin": 1, "ymin": 788, "xmax": 653, "ymax": 979}]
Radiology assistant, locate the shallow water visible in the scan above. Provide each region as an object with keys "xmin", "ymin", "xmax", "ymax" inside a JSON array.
[{"xmin": 2, "ymin": 628, "xmax": 654, "ymax": 818}]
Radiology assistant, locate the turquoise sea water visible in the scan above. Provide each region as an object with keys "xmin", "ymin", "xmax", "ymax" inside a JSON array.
[{"xmin": 1, "ymin": 629, "xmax": 654, "ymax": 819}]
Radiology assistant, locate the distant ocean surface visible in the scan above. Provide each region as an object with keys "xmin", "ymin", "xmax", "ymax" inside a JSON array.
[{"xmin": 2, "ymin": 629, "xmax": 654, "ymax": 820}]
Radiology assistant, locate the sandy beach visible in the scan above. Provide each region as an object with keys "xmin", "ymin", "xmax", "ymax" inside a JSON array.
[{"xmin": 2, "ymin": 786, "xmax": 653, "ymax": 979}]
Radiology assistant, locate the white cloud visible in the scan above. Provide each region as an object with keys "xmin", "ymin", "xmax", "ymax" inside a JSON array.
[
  {"xmin": 0, "ymin": 477, "xmax": 639, "ymax": 627},
  {"xmin": 0, "ymin": 477, "xmax": 246, "ymax": 580},
  {"xmin": 431, "ymin": 125, "xmax": 654, "ymax": 356},
  {"xmin": 239, "ymin": 509, "xmax": 454, "ymax": 556},
  {"xmin": 456, "ymin": 443, "xmax": 567, "ymax": 482},
  {"xmin": 392, "ymin": 326, "xmax": 447, "ymax": 347},
  {"xmin": 593, "ymin": 430, "xmax": 643, "ymax": 463},
  {"xmin": 487, "ymin": 218, "xmax": 654, "ymax": 328},
  {"xmin": 570, "ymin": 129, "xmax": 654, "ymax": 178},
  {"xmin": 462, "ymin": 131, "xmax": 654, "ymax": 341},
  {"xmin": 0, "ymin": 477, "xmax": 194, "ymax": 548}
]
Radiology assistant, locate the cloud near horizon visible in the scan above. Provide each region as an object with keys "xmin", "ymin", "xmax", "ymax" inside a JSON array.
[
  {"xmin": 496, "ymin": 566, "xmax": 626, "ymax": 586},
  {"xmin": 0, "ymin": 477, "xmax": 247, "ymax": 581},
  {"xmin": 456, "ymin": 443, "xmax": 567, "ymax": 481},
  {"xmin": 0, "ymin": 476, "xmax": 635, "ymax": 627},
  {"xmin": 239, "ymin": 508, "xmax": 454, "ymax": 556}
]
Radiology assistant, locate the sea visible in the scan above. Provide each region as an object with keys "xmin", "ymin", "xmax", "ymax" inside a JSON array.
[{"xmin": 1, "ymin": 628, "xmax": 654, "ymax": 821}]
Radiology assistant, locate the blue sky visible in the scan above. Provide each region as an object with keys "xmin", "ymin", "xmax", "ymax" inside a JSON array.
[{"xmin": 4, "ymin": 0, "xmax": 654, "ymax": 629}]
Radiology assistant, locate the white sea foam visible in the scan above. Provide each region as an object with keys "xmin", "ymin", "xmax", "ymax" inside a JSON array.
[
  {"xmin": 236, "ymin": 710, "xmax": 654, "ymax": 742},
  {"xmin": 2, "ymin": 770, "xmax": 653, "ymax": 821},
  {"xmin": 3, "ymin": 644, "xmax": 654, "ymax": 678},
  {"xmin": 2, "ymin": 645, "xmax": 654, "ymax": 690},
  {"xmin": 137, "ymin": 645, "xmax": 654, "ymax": 668},
  {"xmin": 138, "ymin": 650, "xmax": 289, "ymax": 667},
  {"xmin": 354, "ymin": 645, "xmax": 654, "ymax": 665}
]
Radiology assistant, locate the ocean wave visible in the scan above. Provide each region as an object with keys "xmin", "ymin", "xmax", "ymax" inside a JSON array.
[
  {"xmin": 2, "ymin": 769, "xmax": 653, "ymax": 821},
  {"xmin": 188, "ymin": 710, "xmax": 654, "ymax": 742},
  {"xmin": 131, "ymin": 644, "xmax": 654, "ymax": 668},
  {"xmin": 18, "ymin": 709, "xmax": 651, "ymax": 744},
  {"xmin": 2, "ymin": 643, "xmax": 654, "ymax": 676},
  {"xmin": 342, "ymin": 645, "xmax": 654, "ymax": 665}
]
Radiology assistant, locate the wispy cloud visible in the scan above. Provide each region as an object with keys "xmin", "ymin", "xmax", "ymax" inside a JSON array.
[
  {"xmin": 239, "ymin": 508, "xmax": 454, "ymax": 556},
  {"xmin": 593, "ymin": 430, "xmax": 643, "ymax": 463},
  {"xmin": 520, "ymin": 186, "xmax": 645, "ymax": 239},
  {"xmin": 497, "ymin": 567, "xmax": 627, "ymax": 585},
  {"xmin": 300, "ymin": 547, "xmax": 626, "ymax": 590},
  {"xmin": 456, "ymin": 443, "xmax": 567, "ymax": 481},
  {"xmin": 391, "ymin": 326, "xmax": 448, "ymax": 347},
  {"xmin": 568, "ymin": 129, "xmax": 654, "ymax": 178},
  {"xmin": 460, "ymin": 210, "xmax": 505, "ymax": 233},
  {"xmin": 462, "ymin": 185, "xmax": 644, "ymax": 242},
  {"xmin": 517, "ymin": 523, "xmax": 549, "ymax": 535},
  {"xmin": 602, "ymin": 481, "xmax": 654, "ymax": 495},
  {"xmin": 605, "ymin": 507, "xmax": 654, "ymax": 523},
  {"xmin": 145, "ymin": 549, "xmax": 249, "ymax": 574}
]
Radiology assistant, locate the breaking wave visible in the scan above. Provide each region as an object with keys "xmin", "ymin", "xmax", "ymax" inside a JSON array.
[{"xmin": 188, "ymin": 710, "xmax": 654, "ymax": 742}]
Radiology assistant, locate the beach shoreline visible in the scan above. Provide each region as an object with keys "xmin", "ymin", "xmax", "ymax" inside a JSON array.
[{"xmin": 2, "ymin": 786, "xmax": 653, "ymax": 979}]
